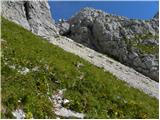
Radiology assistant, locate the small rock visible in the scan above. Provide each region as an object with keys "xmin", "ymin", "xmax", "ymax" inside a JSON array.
[
  {"xmin": 88, "ymin": 54, "xmax": 94, "ymax": 58},
  {"xmin": 79, "ymin": 74, "xmax": 85, "ymax": 80},
  {"xmin": 12, "ymin": 109, "xmax": 25, "ymax": 119},
  {"xmin": 32, "ymin": 66, "xmax": 39, "ymax": 71},
  {"xmin": 63, "ymin": 99, "xmax": 70, "ymax": 104},
  {"xmin": 19, "ymin": 67, "xmax": 30, "ymax": 75},
  {"xmin": 76, "ymin": 62, "xmax": 84, "ymax": 68}
]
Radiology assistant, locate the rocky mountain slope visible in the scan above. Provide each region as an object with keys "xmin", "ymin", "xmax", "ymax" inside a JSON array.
[
  {"xmin": 49, "ymin": 35, "xmax": 159, "ymax": 99},
  {"xmin": 58, "ymin": 8, "xmax": 159, "ymax": 81},
  {"xmin": 1, "ymin": 17, "xmax": 158, "ymax": 119},
  {"xmin": 1, "ymin": 1, "xmax": 159, "ymax": 119}
]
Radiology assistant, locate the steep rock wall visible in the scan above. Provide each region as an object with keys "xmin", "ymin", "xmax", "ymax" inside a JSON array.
[{"xmin": 1, "ymin": 1, "xmax": 58, "ymax": 39}]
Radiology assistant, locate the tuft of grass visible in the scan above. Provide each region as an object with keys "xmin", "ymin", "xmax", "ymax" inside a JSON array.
[
  {"xmin": 134, "ymin": 32, "xmax": 159, "ymax": 40},
  {"xmin": 1, "ymin": 17, "xmax": 159, "ymax": 119},
  {"xmin": 124, "ymin": 33, "xmax": 159, "ymax": 55},
  {"xmin": 136, "ymin": 44, "xmax": 159, "ymax": 54}
]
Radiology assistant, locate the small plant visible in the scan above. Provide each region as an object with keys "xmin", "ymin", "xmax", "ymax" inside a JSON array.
[{"xmin": 25, "ymin": 112, "xmax": 33, "ymax": 119}]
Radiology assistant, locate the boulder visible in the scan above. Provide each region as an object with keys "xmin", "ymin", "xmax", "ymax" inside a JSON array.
[{"xmin": 58, "ymin": 21, "xmax": 70, "ymax": 35}]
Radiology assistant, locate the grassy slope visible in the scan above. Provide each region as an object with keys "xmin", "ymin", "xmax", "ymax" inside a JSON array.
[{"xmin": 1, "ymin": 18, "xmax": 159, "ymax": 119}]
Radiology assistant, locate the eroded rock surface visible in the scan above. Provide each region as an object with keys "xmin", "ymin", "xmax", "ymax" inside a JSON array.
[
  {"xmin": 58, "ymin": 8, "xmax": 159, "ymax": 81},
  {"xmin": 51, "ymin": 89, "xmax": 85, "ymax": 119},
  {"xmin": 12, "ymin": 109, "xmax": 25, "ymax": 119},
  {"xmin": 1, "ymin": 1, "xmax": 58, "ymax": 39}
]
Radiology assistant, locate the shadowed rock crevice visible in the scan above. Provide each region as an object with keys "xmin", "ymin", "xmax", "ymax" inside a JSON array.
[{"xmin": 24, "ymin": 1, "xmax": 31, "ymax": 20}]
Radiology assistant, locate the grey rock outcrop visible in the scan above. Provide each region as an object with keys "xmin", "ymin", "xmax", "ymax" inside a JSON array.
[
  {"xmin": 58, "ymin": 8, "xmax": 159, "ymax": 81},
  {"xmin": 57, "ymin": 21, "xmax": 70, "ymax": 36},
  {"xmin": 1, "ymin": 1, "xmax": 58, "ymax": 39}
]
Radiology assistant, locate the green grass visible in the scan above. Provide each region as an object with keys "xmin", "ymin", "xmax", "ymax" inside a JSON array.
[
  {"xmin": 124, "ymin": 33, "xmax": 159, "ymax": 55},
  {"xmin": 134, "ymin": 33, "xmax": 159, "ymax": 54},
  {"xmin": 136, "ymin": 44, "xmax": 159, "ymax": 54},
  {"xmin": 1, "ymin": 17, "xmax": 159, "ymax": 119}
]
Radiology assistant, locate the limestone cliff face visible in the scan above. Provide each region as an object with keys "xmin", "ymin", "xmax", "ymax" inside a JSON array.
[
  {"xmin": 1, "ymin": 1, "xmax": 58, "ymax": 39},
  {"xmin": 58, "ymin": 8, "xmax": 159, "ymax": 81}
]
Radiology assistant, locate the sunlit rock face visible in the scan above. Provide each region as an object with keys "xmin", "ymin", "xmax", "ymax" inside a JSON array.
[
  {"xmin": 58, "ymin": 8, "xmax": 159, "ymax": 81},
  {"xmin": 1, "ymin": 1, "xmax": 58, "ymax": 38}
]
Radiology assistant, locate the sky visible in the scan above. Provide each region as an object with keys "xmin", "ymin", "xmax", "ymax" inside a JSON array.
[{"xmin": 49, "ymin": 1, "xmax": 159, "ymax": 22}]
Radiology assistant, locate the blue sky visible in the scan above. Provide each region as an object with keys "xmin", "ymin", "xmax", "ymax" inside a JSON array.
[{"xmin": 49, "ymin": 1, "xmax": 159, "ymax": 22}]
